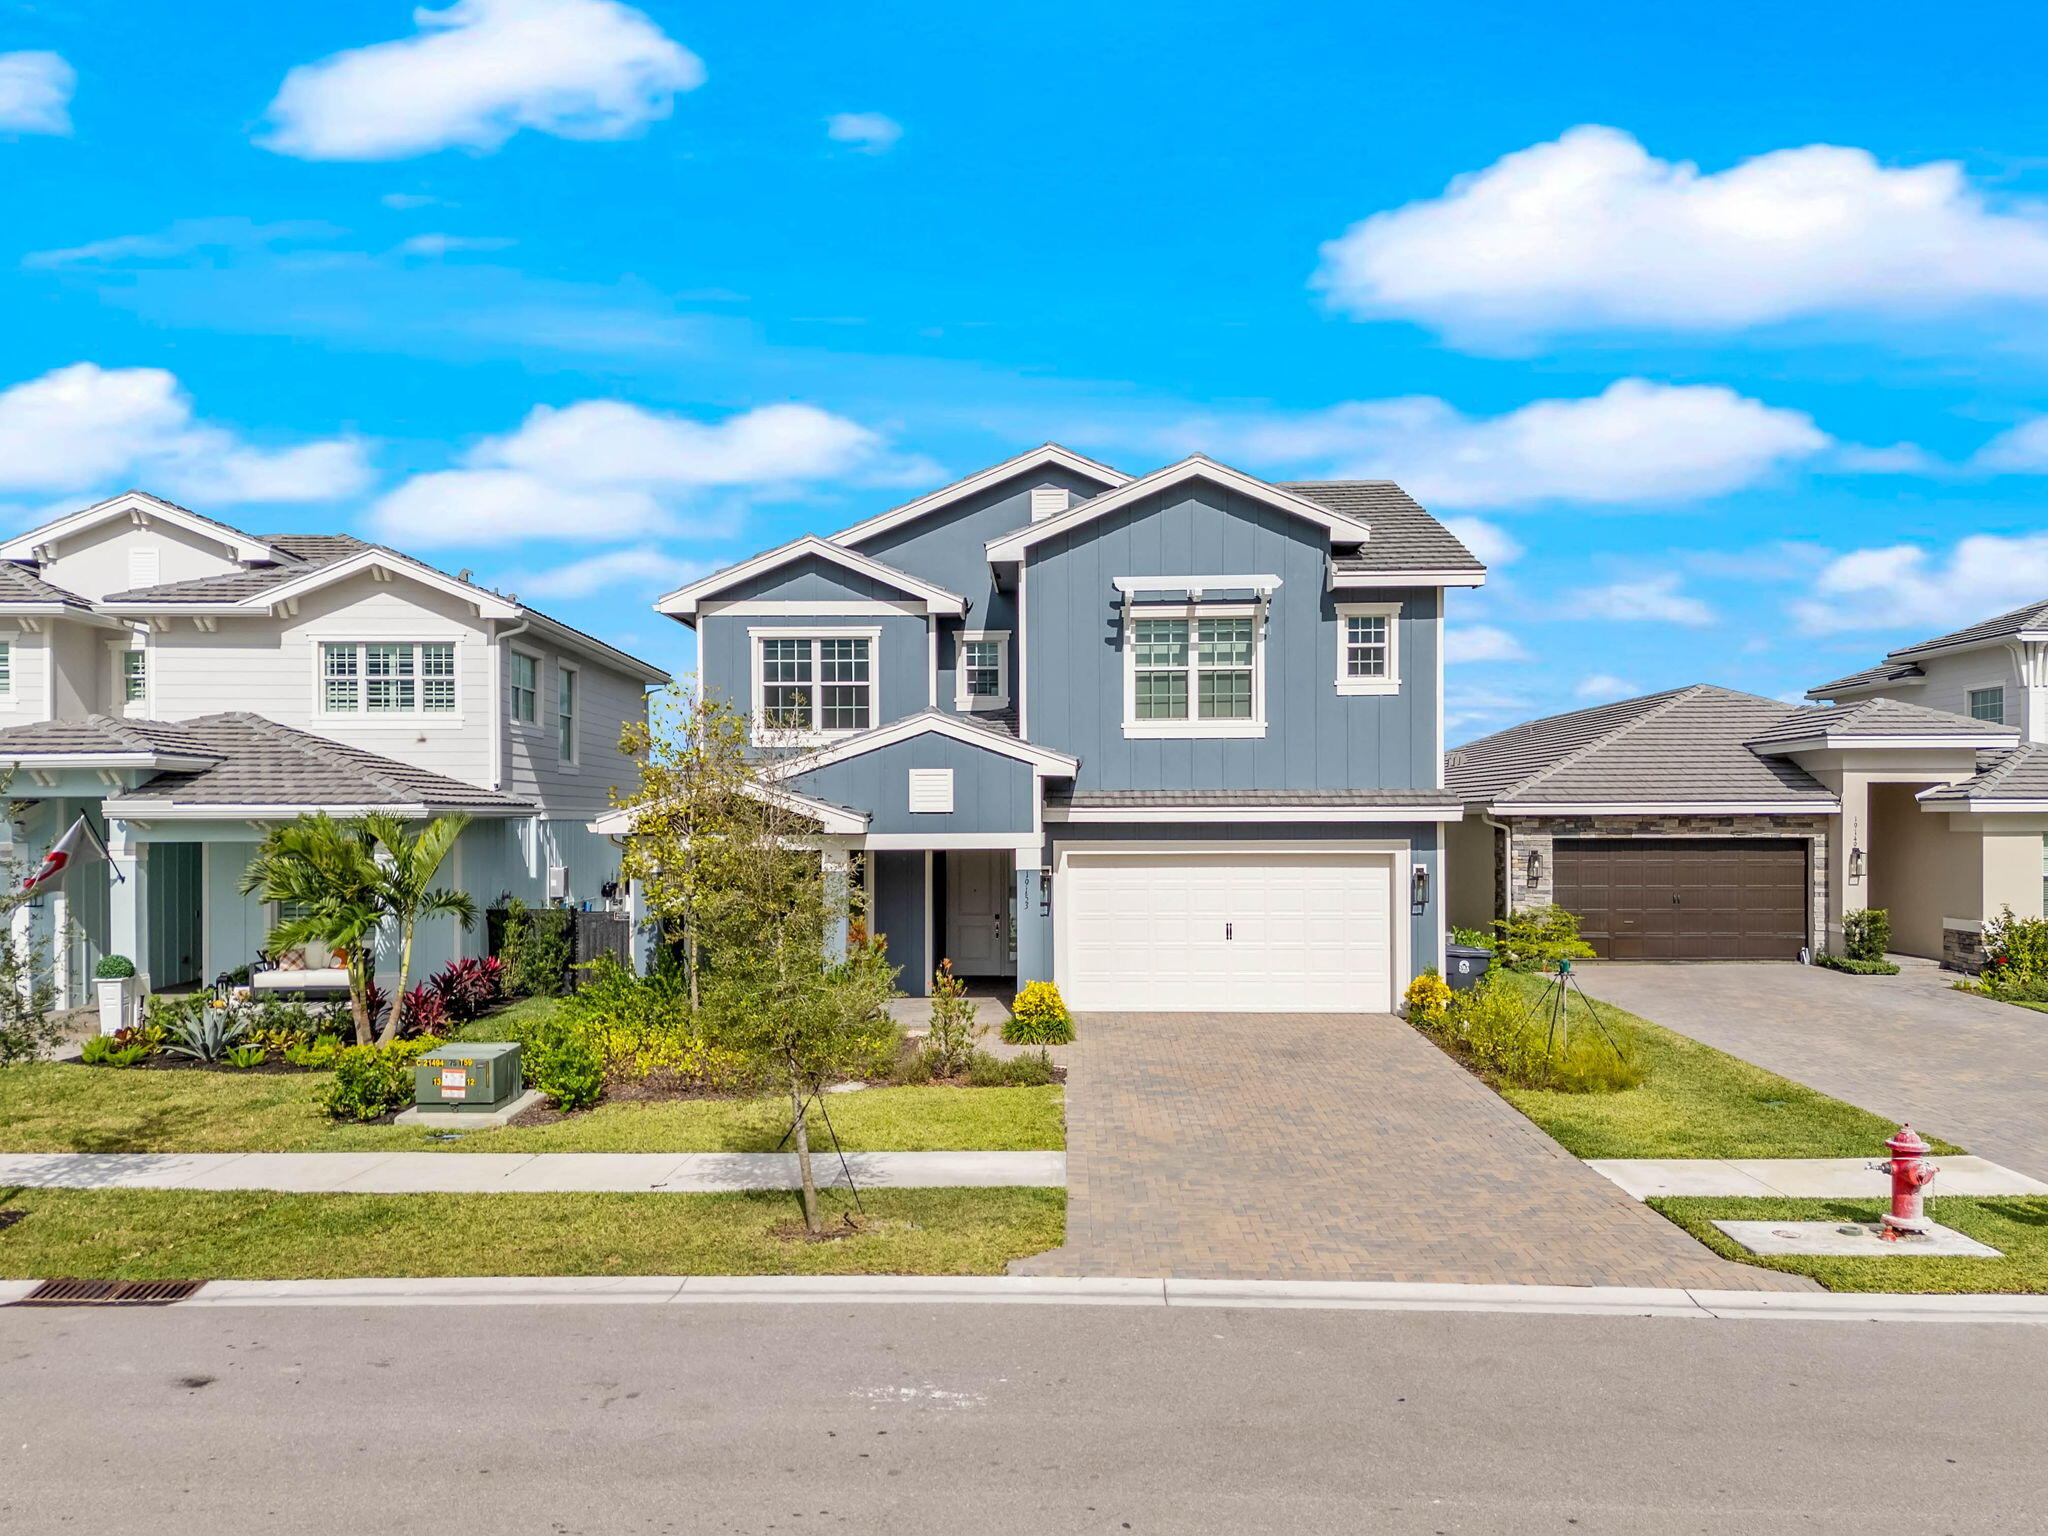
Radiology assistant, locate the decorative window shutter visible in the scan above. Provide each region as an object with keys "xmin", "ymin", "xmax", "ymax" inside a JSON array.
[
  {"xmin": 1029, "ymin": 486, "xmax": 1072, "ymax": 522},
  {"xmin": 907, "ymin": 768, "xmax": 955, "ymax": 813}
]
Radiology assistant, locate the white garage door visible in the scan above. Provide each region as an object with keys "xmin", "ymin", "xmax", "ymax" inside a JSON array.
[{"xmin": 1057, "ymin": 848, "xmax": 1395, "ymax": 1013}]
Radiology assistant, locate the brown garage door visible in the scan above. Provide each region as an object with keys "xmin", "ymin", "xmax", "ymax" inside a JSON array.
[{"xmin": 1553, "ymin": 838, "xmax": 1809, "ymax": 961}]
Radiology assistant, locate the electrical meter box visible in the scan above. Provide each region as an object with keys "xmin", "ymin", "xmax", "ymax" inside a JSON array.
[{"xmin": 413, "ymin": 1042, "xmax": 523, "ymax": 1114}]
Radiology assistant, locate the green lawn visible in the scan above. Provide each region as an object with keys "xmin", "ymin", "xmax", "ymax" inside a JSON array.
[
  {"xmin": 0, "ymin": 1186, "xmax": 1065, "ymax": 1279},
  {"xmin": 1654, "ymin": 1196, "xmax": 2048, "ymax": 1293},
  {"xmin": 0, "ymin": 1064, "xmax": 1064, "ymax": 1153},
  {"xmin": 1484, "ymin": 973, "xmax": 1966, "ymax": 1159}
]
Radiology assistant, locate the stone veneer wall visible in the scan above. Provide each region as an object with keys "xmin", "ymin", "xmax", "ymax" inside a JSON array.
[
  {"xmin": 1501, "ymin": 814, "xmax": 1833, "ymax": 956},
  {"xmin": 1941, "ymin": 923, "xmax": 1985, "ymax": 975}
]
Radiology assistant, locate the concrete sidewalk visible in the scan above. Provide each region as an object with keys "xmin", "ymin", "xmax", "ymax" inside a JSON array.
[
  {"xmin": 0, "ymin": 1150, "xmax": 1065, "ymax": 1194},
  {"xmin": 1588, "ymin": 1155, "xmax": 2048, "ymax": 1201}
]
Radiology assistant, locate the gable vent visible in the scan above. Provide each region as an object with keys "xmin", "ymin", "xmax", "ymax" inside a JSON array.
[
  {"xmin": 128, "ymin": 546, "xmax": 161, "ymax": 589},
  {"xmin": 907, "ymin": 768, "xmax": 955, "ymax": 813},
  {"xmin": 1029, "ymin": 486, "xmax": 1072, "ymax": 522}
]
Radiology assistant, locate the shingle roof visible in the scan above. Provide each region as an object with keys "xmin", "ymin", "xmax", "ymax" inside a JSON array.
[
  {"xmin": 1448, "ymin": 685, "xmax": 1836, "ymax": 807},
  {"xmin": 1887, "ymin": 600, "xmax": 2048, "ymax": 660},
  {"xmin": 1281, "ymin": 481, "xmax": 1485, "ymax": 574},
  {"xmin": 1745, "ymin": 696, "xmax": 2015, "ymax": 748},
  {"xmin": 107, "ymin": 714, "xmax": 530, "ymax": 810},
  {"xmin": 0, "ymin": 562, "xmax": 89, "ymax": 608},
  {"xmin": 1050, "ymin": 789, "xmax": 1459, "ymax": 808},
  {"xmin": 1806, "ymin": 659, "xmax": 1925, "ymax": 698},
  {"xmin": 1920, "ymin": 744, "xmax": 2048, "ymax": 804}
]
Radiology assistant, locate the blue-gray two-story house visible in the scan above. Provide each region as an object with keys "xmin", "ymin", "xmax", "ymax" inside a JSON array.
[{"xmin": 654, "ymin": 445, "xmax": 1485, "ymax": 1011}]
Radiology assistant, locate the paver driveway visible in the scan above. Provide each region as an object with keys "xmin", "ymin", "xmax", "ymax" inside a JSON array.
[
  {"xmin": 1578, "ymin": 959, "xmax": 2048, "ymax": 1182},
  {"xmin": 1012, "ymin": 1012, "xmax": 1812, "ymax": 1288}
]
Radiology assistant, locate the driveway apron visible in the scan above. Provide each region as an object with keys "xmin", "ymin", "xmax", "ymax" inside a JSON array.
[
  {"xmin": 1013, "ymin": 1012, "xmax": 1814, "ymax": 1289},
  {"xmin": 1578, "ymin": 959, "xmax": 2048, "ymax": 1182}
]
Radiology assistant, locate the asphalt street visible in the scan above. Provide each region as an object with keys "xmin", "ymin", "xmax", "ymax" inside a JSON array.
[{"xmin": 2, "ymin": 1300, "xmax": 2039, "ymax": 1534}]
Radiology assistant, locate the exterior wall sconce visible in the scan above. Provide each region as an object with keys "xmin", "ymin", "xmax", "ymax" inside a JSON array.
[
  {"xmin": 1848, "ymin": 846, "xmax": 1865, "ymax": 883},
  {"xmin": 1411, "ymin": 862, "xmax": 1430, "ymax": 911},
  {"xmin": 1526, "ymin": 846, "xmax": 1545, "ymax": 886}
]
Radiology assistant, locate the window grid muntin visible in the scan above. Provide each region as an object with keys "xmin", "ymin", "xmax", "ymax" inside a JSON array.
[
  {"xmin": 963, "ymin": 639, "xmax": 1002, "ymax": 698},
  {"xmin": 322, "ymin": 641, "xmax": 458, "ymax": 714},
  {"xmin": 758, "ymin": 636, "xmax": 872, "ymax": 734},
  {"xmin": 1131, "ymin": 613, "xmax": 1260, "ymax": 723},
  {"xmin": 1969, "ymin": 686, "xmax": 2006, "ymax": 724},
  {"xmin": 121, "ymin": 649, "xmax": 147, "ymax": 703},
  {"xmin": 1345, "ymin": 614, "xmax": 1390, "ymax": 678},
  {"xmin": 0, "ymin": 640, "xmax": 13, "ymax": 693}
]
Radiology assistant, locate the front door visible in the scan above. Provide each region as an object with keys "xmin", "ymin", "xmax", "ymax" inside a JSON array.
[{"xmin": 944, "ymin": 850, "xmax": 1011, "ymax": 976}]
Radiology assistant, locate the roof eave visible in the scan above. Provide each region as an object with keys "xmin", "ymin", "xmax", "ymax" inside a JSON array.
[{"xmin": 832, "ymin": 444, "xmax": 1130, "ymax": 547}]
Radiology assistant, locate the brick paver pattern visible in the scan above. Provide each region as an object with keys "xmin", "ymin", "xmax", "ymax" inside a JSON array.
[{"xmin": 1013, "ymin": 1012, "xmax": 1815, "ymax": 1289}]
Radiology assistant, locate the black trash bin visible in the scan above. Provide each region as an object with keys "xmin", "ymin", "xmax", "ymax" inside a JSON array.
[{"xmin": 1444, "ymin": 943, "xmax": 1493, "ymax": 992}]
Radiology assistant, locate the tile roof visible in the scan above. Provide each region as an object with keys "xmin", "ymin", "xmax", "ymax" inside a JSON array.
[
  {"xmin": 1887, "ymin": 599, "xmax": 2048, "ymax": 659},
  {"xmin": 1920, "ymin": 743, "xmax": 2048, "ymax": 803},
  {"xmin": 0, "ymin": 562, "xmax": 89, "ymax": 608},
  {"xmin": 0, "ymin": 714, "xmax": 223, "ymax": 757},
  {"xmin": 1745, "ymin": 696, "xmax": 2015, "ymax": 748},
  {"xmin": 1806, "ymin": 659, "xmax": 1924, "ymax": 698},
  {"xmin": 1447, "ymin": 685, "xmax": 1836, "ymax": 807},
  {"xmin": 1281, "ymin": 481, "xmax": 1485, "ymax": 574},
  {"xmin": 100, "ymin": 535, "xmax": 380, "ymax": 603},
  {"xmin": 1052, "ymin": 789, "xmax": 1457, "ymax": 807}
]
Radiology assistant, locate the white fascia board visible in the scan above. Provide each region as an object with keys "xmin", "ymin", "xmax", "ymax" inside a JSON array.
[
  {"xmin": 833, "ymin": 445, "xmax": 1129, "ymax": 546},
  {"xmin": 655, "ymin": 535, "xmax": 967, "ymax": 619},
  {"xmin": 1111, "ymin": 574, "xmax": 1282, "ymax": 598},
  {"xmin": 521, "ymin": 611, "xmax": 671, "ymax": 685},
  {"xmin": 1890, "ymin": 629, "xmax": 2048, "ymax": 663},
  {"xmin": 589, "ymin": 783, "xmax": 869, "ymax": 837},
  {"xmin": 1487, "ymin": 800, "xmax": 1842, "ymax": 816},
  {"xmin": 1756, "ymin": 733, "xmax": 2014, "ymax": 755},
  {"xmin": 102, "ymin": 800, "xmax": 531, "ymax": 820},
  {"xmin": 0, "ymin": 751, "xmax": 219, "ymax": 771},
  {"xmin": 1925, "ymin": 798, "xmax": 2048, "ymax": 813},
  {"xmin": 984, "ymin": 456, "xmax": 1374, "ymax": 561},
  {"xmin": 859, "ymin": 832, "xmax": 1042, "ymax": 852},
  {"xmin": 1045, "ymin": 804, "xmax": 1465, "ymax": 824},
  {"xmin": 0, "ymin": 490, "xmax": 277, "ymax": 565},
  {"xmin": 252, "ymin": 550, "xmax": 521, "ymax": 619},
  {"xmin": 1328, "ymin": 563, "xmax": 1487, "ymax": 589},
  {"xmin": 766, "ymin": 711, "xmax": 1080, "ymax": 778},
  {"xmin": 1803, "ymin": 679, "xmax": 1922, "ymax": 700}
]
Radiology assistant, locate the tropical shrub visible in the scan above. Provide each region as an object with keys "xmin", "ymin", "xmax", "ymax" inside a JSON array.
[
  {"xmin": 1843, "ymin": 907, "xmax": 1892, "ymax": 963},
  {"xmin": 80, "ymin": 1035, "xmax": 148, "ymax": 1067},
  {"xmin": 925, "ymin": 960, "xmax": 984, "ymax": 1077},
  {"xmin": 501, "ymin": 898, "xmax": 574, "ymax": 997},
  {"xmin": 429, "ymin": 956, "xmax": 505, "ymax": 1022},
  {"xmin": 400, "ymin": 984, "xmax": 450, "ymax": 1038},
  {"xmin": 1418, "ymin": 973, "xmax": 1644, "ymax": 1094},
  {"xmin": 321, "ymin": 1043, "xmax": 415, "ymax": 1121},
  {"xmin": 284, "ymin": 1036, "xmax": 344, "ymax": 1069},
  {"xmin": 224, "ymin": 1044, "xmax": 267, "ymax": 1070},
  {"xmin": 1980, "ymin": 905, "xmax": 2048, "ymax": 999},
  {"xmin": 1489, "ymin": 906, "xmax": 1598, "ymax": 972},
  {"xmin": 112, "ymin": 1022, "xmax": 165, "ymax": 1056},
  {"xmin": 963, "ymin": 1048, "xmax": 1057, "ymax": 1087},
  {"xmin": 1005, "ymin": 981, "xmax": 1074, "ymax": 1046},
  {"xmin": 164, "ymin": 1005, "xmax": 250, "ymax": 1064},
  {"xmin": 94, "ymin": 954, "xmax": 136, "ymax": 979},
  {"xmin": 1448, "ymin": 926, "xmax": 1493, "ymax": 949},
  {"xmin": 1816, "ymin": 953, "xmax": 1900, "ymax": 976},
  {"xmin": 527, "ymin": 1021, "xmax": 605, "ymax": 1111},
  {"xmin": 1403, "ymin": 968, "xmax": 1453, "ymax": 1029}
]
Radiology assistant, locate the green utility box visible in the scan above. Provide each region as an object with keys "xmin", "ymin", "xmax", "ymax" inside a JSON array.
[{"xmin": 413, "ymin": 1042, "xmax": 523, "ymax": 1115}]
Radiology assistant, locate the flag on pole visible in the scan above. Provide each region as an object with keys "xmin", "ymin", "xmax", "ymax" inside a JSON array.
[{"xmin": 21, "ymin": 815, "xmax": 111, "ymax": 894}]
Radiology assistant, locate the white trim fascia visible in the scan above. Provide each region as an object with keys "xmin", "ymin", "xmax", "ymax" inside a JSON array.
[
  {"xmin": 1490, "ymin": 801, "xmax": 1843, "ymax": 818},
  {"xmin": 0, "ymin": 752, "xmax": 218, "ymax": 772},
  {"xmin": 698, "ymin": 599, "xmax": 925, "ymax": 618},
  {"xmin": 862, "ymin": 832, "xmax": 1041, "ymax": 852},
  {"xmin": 656, "ymin": 534, "xmax": 968, "ymax": 618},
  {"xmin": 1045, "ymin": 804, "xmax": 1464, "ymax": 824},
  {"xmin": 101, "ymin": 800, "xmax": 530, "ymax": 820},
  {"xmin": 0, "ymin": 490, "xmax": 277, "ymax": 566},
  {"xmin": 1756, "ymin": 733, "xmax": 2014, "ymax": 755},
  {"xmin": 1890, "ymin": 628, "xmax": 2048, "ymax": 665},
  {"xmin": 985, "ymin": 456, "xmax": 1372, "ymax": 561},
  {"xmin": 1942, "ymin": 916, "xmax": 1986, "ymax": 932},
  {"xmin": 1328, "ymin": 562, "xmax": 1488, "ymax": 590},
  {"xmin": 954, "ymin": 629, "xmax": 1011, "ymax": 712},
  {"xmin": 1917, "ymin": 795, "xmax": 2048, "ymax": 814},
  {"xmin": 1016, "ymin": 559, "xmax": 1030, "ymax": 740},
  {"xmin": 921, "ymin": 849, "xmax": 935, "ymax": 983},
  {"xmin": 833, "ymin": 444, "xmax": 1129, "ymax": 546},
  {"xmin": 766, "ymin": 710, "xmax": 1080, "ymax": 778},
  {"xmin": 588, "ymin": 782, "xmax": 870, "ymax": 837},
  {"xmin": 1111, "ymin": 574, "xmax": 1282, "ymax": 598}
]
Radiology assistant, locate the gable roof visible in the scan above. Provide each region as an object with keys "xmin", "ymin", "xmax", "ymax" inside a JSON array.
[
  {"xmin": 765, "ymin": 707, "xmax": 1079, "ymax": 779},
  {"xmin": 1919, "ymin": 744, "xmax": 2048, "ymax": 810},
  {"xmin": 833, "ymin": 443, "xmax": 1129, "ymax": 547},
  {"xmin": 1806, "ymin": 659, "xmax": 1925, "ymax": 699},
  {"xmin": 1745, "ymin": 696, "xmax": 2016, "ymax": 753},
  {"xmin": 1448, "ymin": 685, "xmax": 1838, "ymax": 810},
  {"xmin": 1283, "ymin": 482, "xmax": 1487, "ymax": 582},
  {"xmin": 0, "ymin": 713, "xmax": 225, "ymax": 767},
  {"xmin": 0, "ymin": 562, "xmax": 91, "ymax": 610},
  {"xmin": 0, "ymin": 490, "xmax": 284, "ymax": 566},
  {"xmin": 982, "ymin": 455, "xmax": 1375, "ymax": 561},
  {"xmin": 1886, "ymin": 599, "xmax": 2048, "ymax": 660},
  {"xmin": 655, "ymin": 534, "xmax": 969, "ymax": 619}
]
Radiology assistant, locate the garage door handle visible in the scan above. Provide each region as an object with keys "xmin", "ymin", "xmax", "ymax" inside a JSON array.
[{"xmin": 1224, "ymin": 923, "xmax": 1233, "ymax": 941}]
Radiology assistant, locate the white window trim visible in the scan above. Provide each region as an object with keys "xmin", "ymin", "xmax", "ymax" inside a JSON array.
[
  {"xmin": 1121, "ymin": 601, "xmax": 1267, "ymax": 740},
  {"xmin": 954, "ymin": 629, "xmax": 1011, "ymax": 711},
  {"xmin": 556, "ymin": 659, "xmax": 581, "ymax": 769},
  {"xmin": 107, "ymin": 637, "xmax": 148, "ymax": 718},
  {"xmin": 1335, "ymin": 602, "xmax": 1401, "ymax": 697},
  {"xmin": 1968, "ymin": 685, "xmax": 2007, "ymax": 725},
  {"xmin": 0, "ymin": 632, "xmax": 20, "ymax": 710},
  {"xmin": 505, "ymin": 643, "xmax": 543, "ymax": 732},
  {"xmin": 315, "ymin": 635, "xmax": 466, "ymax": 725},
  {"xmin": 749, "ymin": 625, "xmax": 883, "ymax": 746}
]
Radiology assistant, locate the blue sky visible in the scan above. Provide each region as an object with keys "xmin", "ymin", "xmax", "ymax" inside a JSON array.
[{"xmin": 6, "ymin": 0, "xmax": 2048, "ymax": 739}]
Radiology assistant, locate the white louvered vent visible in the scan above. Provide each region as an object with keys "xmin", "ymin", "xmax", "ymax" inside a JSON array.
[
  {"xmin": 128, "ymin": 546, "xmax": 161, "ymax": 589},
  {"xmin": 907, "ymin": 768, "xmax": 955, "ymax": 813},
  {"xmin": 1029, "ymin": 486, "xmax": 1072, "ymax": 522}
]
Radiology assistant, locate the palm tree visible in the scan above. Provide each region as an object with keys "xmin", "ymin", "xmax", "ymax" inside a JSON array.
[
  {"xmin": 240, "ymin": 811, "xmax": 476, "ymax": 1046},
  {"xmin": 238, "ymin": 813, "xmax": 388, "ymax": 1045},
  {"xmin": 358, "ymin": 812, "xmax": 475, "ymax": 1044}
]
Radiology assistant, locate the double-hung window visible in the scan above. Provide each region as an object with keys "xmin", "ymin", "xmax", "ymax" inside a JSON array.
[
  {"xmin": 121, "ymin": 649, "xmax": 146, "ymax": 705},
  {"xmin": 1334, "ymin": 603, "xmax": 1401, "ymax": 696},
  {"xmin": 1969, "ymin": 686, "xmax": 2007, "ymax": 724},
  {"xmin": 323, "ymin": 641, "xmax": 458, "ymax": 715},
  {"xmin": 557, "ymin": 665, "xmax": 578, "ymax": 763},
  {"xmin": 755, "ymin": 630, "xmax": 876, "ymax": 739},
  {"xmin": 954, "ymin": 630, "xmax": 1010, "ymax": 710},
  {"xmin": 507, "ymin": 650, "xmax": 537, "ymax": 723},
  {"xmin": 0, "ymin": 641, "xmax": 12, "ymax": 698},
  {"xmin": 1124, "ymin": 608, "xmax": 1263, "ymax": 738}
]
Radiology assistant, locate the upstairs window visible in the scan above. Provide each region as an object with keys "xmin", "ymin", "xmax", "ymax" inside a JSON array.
[
  {"xmin": 1969, "ymin": 686, "xmax": 2006, "ymax": 724},
  {"xmin": 122, "ymin": 649, "xmax": 147, "ymax": 704},
  {"xmin": 507, "ymin": 650, "xmax": 537, "ymax": 723},
  {"xmin": 1123, "ymin": 608, "xmax": 1263, "ymax": 738},
  {"xmin": 754, "ymin": 631, "xmax": 876, "ymax": 738},
  {"xmin": 1335, "ymin": 603, "xmax": 1401, "ymax": 696},
  {"xmin": 323, "ymin": 641, "xmax": 458, "ymax": 715},
  {"xmin": 954, "ymin": 630, "xmax": 1010, "ymax": 710},
  {"xmin": 0, "ymin": 641, "xmax": 13, "ymax": 696},
  {"xmin": 557, "ymin": 664, "xmax": 578, "ymax": 762}
]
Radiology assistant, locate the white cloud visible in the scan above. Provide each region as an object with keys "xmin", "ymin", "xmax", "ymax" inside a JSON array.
[
  {"xmin": 1440, "ymin": 516, "xmax": 1520, "ymax": 567},
  {"xmin": 1575, "ymin": 673, "xmax": 1638, "ymax": 701},
  {"xmin": 825, "ymin": 112, "xmax": 902, "ymax": 154},
  {"xmin": 22, "ymin": 218, "xmax": 342, "ymax": 270},
  {"xmin": 261, "ymin": 0, "xmax": 704, "ymax": 161},
  {"xmin": 1315, "ymin": 125, "xmax": 2048, "ymax": 345},
  {"xmin": 1973, "ymin": 418, "xmax": 2048, "ymax": 472},
  {"xmin": 1201, "ymin": 379, "xmax": 1829, "ymax": 509},
  {"xmin": 1569, "ymin": 573, "xmax": 1715, "ymax": 626},
  {"xmin": 499, "ymin": 545, "xmax": 709, "ymax": 600},
  {"xmin": 1445, "ymin": 624, "xmax": 1528, "ymax": 664},
  {"xmin": 0, "ymin": 363, "xmax": 371, "ymax": 503},
  {"xmin": 368, "ymin": 399, "xmax": 919, "ymax": 546},
  {"xmin": 381, "ymin": 193, "xmax": 445, "ymax": 210},
  {"xmin": 1445, "ymin": 684, "xmax": 1535, "ymax": 738},
  {"xmin": 397, "ymin": 232, "xmax": 516, "ymax": 256},
  {"xmin": 1792, "ymin": 533, "xmax": 2048, "ymax": 634},
  {"xmin": 0, "ymin": 52, "xmax": 74, "ymax": 136}
]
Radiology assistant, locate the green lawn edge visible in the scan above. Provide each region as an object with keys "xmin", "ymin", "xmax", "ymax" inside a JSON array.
[
  {"xmin": 1652, "ymin": 1195, "xmax": 2048, "ymax": 1294},
  {"xmin": 1484, "ymin": 973, "xmax": 1966, "ymax": 1160},
  {"xmin": 0, "ymin": 1186, "xmax": 1065, "ymax": 1280}
]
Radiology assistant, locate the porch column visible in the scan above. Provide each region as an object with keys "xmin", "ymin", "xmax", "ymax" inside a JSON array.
[
  {"xmin": 626, "ymin": 876, "xmax": 655, "ymax": 975},
  {"xmin": 107, "ymin": 826, "xmax": 150, "ymax": 994},
  {"xmin": 1014, "ymin": 865, "xmax": 1053, "ymax": 985},
  {"xmin": 821, "ymin": 841, "xmax": 854, "ymax": 964}
]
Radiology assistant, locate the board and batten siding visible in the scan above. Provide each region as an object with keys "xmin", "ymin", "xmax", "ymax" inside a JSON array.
[
  {"xmin": 788, "ymin": 732, "xmax": 1036, "ymax": 835},
  {"xmin": 1022, "ymin": 481, "xmax": 1442, "ymax": 792}
]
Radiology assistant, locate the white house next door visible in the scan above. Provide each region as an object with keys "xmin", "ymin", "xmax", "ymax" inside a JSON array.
[{"xmin": 1056, "ymin": 847, "xmax": 1395, "ymax": 1013}]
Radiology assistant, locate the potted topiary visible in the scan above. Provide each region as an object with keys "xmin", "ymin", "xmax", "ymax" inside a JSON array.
[{"xmin": 94, "ymin": 954, "xmax": 138, "ymax": 1036}]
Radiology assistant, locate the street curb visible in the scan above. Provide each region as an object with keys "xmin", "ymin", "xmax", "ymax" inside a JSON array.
[{"xmin": 8, "ymin": 1273, "xmax": 2048, "ymax": 1324}]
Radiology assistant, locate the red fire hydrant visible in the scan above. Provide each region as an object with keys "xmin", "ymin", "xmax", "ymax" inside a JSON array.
[{"xmin": 1874, "ymin": 1124, "xmax": 1938, "ymax": 1239}]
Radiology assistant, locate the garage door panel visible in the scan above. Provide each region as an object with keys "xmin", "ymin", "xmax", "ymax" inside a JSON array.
[{"xmin": 1555, "ymin": 837, "xmax": 1807, "ymax": 962}]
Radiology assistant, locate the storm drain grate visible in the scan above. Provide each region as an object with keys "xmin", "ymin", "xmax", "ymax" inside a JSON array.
[{"xmin": 14, "ymin": 1278, "xmax": 202, "ymax": 1307}]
